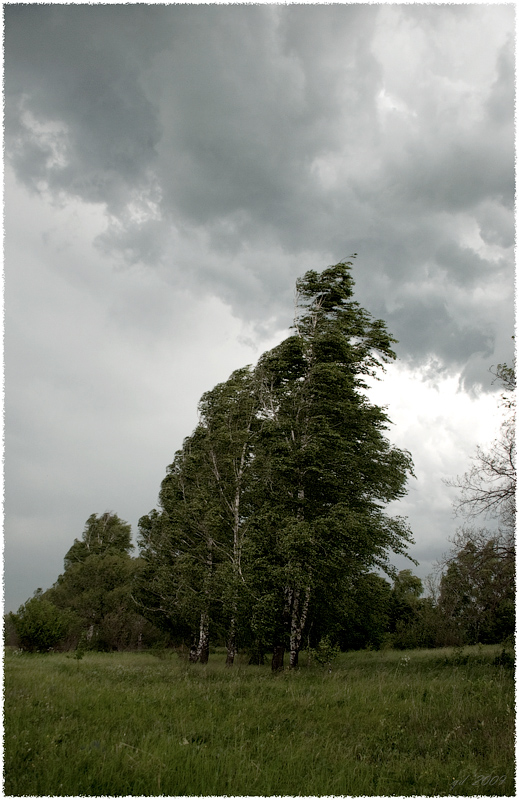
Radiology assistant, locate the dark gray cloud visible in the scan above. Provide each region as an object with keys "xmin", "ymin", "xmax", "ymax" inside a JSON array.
[
  {"xmin": 5, "ymin": 4, "xmax": 513, "ymax": 383},
  {"xmin": 4, "ymin": 4, "xmax": 514, "ymax": 612},
  {"xmin": 5, "ymin": 5, "xmax": 163, "ymax": 204}
]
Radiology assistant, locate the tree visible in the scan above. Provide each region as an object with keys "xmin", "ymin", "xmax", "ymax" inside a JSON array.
[
  {"xmin": 45, "ymin": 512, "xmax": 161, "ymax": 651},
  {"xmin": 446, "ymin": 362, "xmax": 515, "ymax": 532},
  {"xmin": 137, "ymin": 432, "xmax": 219, "ymax": 662},
  {"xmin": 64, "ymin": 511, "xmax": 133, "ymax": 568},
  {"xmin": 197, "ymin": 368, "xmax": 259, "ymax": 664},
  {"xmin": 390, "ymin": 569, "xmax": 423, "ymax": 628},
  {"xmin": 247, "ymin": 259, "xmax": 415, "ymax": 668},
  {"xmin": 335, "ymin": 572, "xmax": 393, "ymax": 651},
  {"xmin": 137, "ymin": 368, "xmax": 261, "ymax": 664},
  {"xmin": 388, "ymin": 569, "xmax": 438, "ymax": 650},
  {"xmin": 48, "ymin": 551, "xmax": 143, "ymax": 650},
  {"xmin": 436, "ymin": 537, "xmax": 514, "ymax": 645}
]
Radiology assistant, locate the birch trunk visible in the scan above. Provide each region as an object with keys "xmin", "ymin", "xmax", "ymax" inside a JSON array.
[
  {"xmin": 208, "ymin": 419, "xmax": 252, "ymax": 669},
  {"xmin": 225, "ymin": 460, "xmax": 244, "ymax": 667},
  {"xmin": 289, "ymin": 589, "xmax": 301, "ymax": 669},
  {"xmin": 196, "ymin": 535, "xmax": 213, "ymax": 665},
  {"xmin": 196, "ymin": 610, "xmax": 210, "ymax": 664},
  {"xmin": 225, "ymin": 616, "xmax": 236, "ymax": 666},
  {"xmin": 289, "ymin": 585, "xmax": 311, "ymax": 669},
  {"xmin": 189, "ymin": 633, "xmax": 198, "ymax": 663}
]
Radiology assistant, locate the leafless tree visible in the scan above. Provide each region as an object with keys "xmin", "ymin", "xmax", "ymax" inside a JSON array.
[{"xmin": 445, "ymin": 362, "xmax": 516, "ymax": 533}]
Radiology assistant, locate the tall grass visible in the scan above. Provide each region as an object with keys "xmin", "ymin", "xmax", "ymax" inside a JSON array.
[{"xmin": 4, "ymin": 645, "xmax": 515, "ymax": 796}]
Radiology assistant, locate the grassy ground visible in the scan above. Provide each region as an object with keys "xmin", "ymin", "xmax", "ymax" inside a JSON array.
[{"xmin": 3, "ymin": 644, "xmax": 515, "ymax": 797}]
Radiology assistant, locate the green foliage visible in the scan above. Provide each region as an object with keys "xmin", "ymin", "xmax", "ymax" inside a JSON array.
[
  {"xmin": 390, "ymin": 569, "xmax": 425, "ymax": 648},
  {"xmin": 9, "ymin": 591, "xmax": 77, "ymax": 653},
  {"xmin": 135, "ymin": 430, "xmax": 223, "ymax": 661},
  {"xmin": 385, "ymin": 542, "xmax": 515, "ymax": 651},
  {"xmin": 74, "ymin": 633, "xmax": 87, "ymax": 661},
  {"xmin": 307, "ymin": 635, "xmax": 340, "ymax": 669},
  {"xmin": 64, "ymin": 512, "xmax": 133, "ymax": 568},
  {"xmin": 4, "ymin": 612, "xmax": 19, "ymax": 647},
  {"xmin": 391, "ymin": 597, "xmax": 439, "ymax": 650},
  {"xmin": 436, "ymin": 537, "xmax": 515, "ymax": 646},
  {"xmin": 336, "ymin": 573, "xmax": 393, "ymax": 650}
]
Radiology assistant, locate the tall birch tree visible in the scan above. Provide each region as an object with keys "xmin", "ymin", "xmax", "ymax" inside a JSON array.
[
  {"xmin": 137, "ymin": 368, "xmax": 260, "ymax": 663},
  {"xmin": 197, "ymin": 367, "xmax": 259, "ymax": 665},
  {"xmin": 137, "ymin": 429, "xmax": 218, "ymax": 662},
  {"xmin": 251, "ymin": 259, "xmax": 414, "ymax": 669}
]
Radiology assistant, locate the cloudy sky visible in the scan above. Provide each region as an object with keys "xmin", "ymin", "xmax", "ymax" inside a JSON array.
[{"xmin": 4, "ymin": 2, "xmax": 515, "ymax": 613}]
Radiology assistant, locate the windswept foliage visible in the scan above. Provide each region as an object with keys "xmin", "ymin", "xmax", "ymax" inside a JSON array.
[{"xmin": 137, "ymin": 260, "xmax": 415, "ymax": 667}]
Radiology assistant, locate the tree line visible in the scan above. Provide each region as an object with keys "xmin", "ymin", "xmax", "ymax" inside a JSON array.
[{"xmin": 6, "ymin": 262, "xmax": 515, "ymax": 665}]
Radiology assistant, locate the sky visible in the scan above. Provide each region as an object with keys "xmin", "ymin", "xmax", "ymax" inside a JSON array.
[{"xmin": 3, "ymin": 1, "xmax": 515, "ymax": 614}]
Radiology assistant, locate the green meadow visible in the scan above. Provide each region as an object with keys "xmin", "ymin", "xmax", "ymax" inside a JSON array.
[{"xmin": 4, "ymin": 645, "xmax": 514, "ymax": 797}]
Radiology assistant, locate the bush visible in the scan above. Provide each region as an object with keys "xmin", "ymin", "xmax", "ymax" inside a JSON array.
[
  {"xmin": 9, "ymin": 591, "xmax": 76, "ymax": 652},
  {"xmin": 4, "ymin": 613, "xmax": 19, "ymax": 647},
  {"xmin": 307, "ymin": 635, "xmax": 340, "ymax": 670},
  {"xmin": 493, "ymin": 635, "xmax": 515, "ymax": 669}
]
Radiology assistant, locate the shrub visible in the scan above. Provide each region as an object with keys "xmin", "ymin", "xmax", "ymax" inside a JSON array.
[
  {"xmin": 307, "ymin": 635, "xmax": 340, "ymax": 670},
  {"xmin": 10, "ymin": 591, "xmax": 76, "ymax": 652}
]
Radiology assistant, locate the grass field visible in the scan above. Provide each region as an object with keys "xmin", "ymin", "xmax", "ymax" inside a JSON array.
[{"xmin": 3, "ymin": 644, "xmax": 515, "ymax": 797}]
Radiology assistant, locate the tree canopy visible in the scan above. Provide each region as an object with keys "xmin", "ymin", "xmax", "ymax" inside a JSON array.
[{"xmin": 64, "ymin": 512, "xmax": 133, "ymax": 568}]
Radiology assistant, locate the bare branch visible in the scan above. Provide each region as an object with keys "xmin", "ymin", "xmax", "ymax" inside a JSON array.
[{"xmin": 444, "ymin": 364, "xmax": 516, "ymax": 528}]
